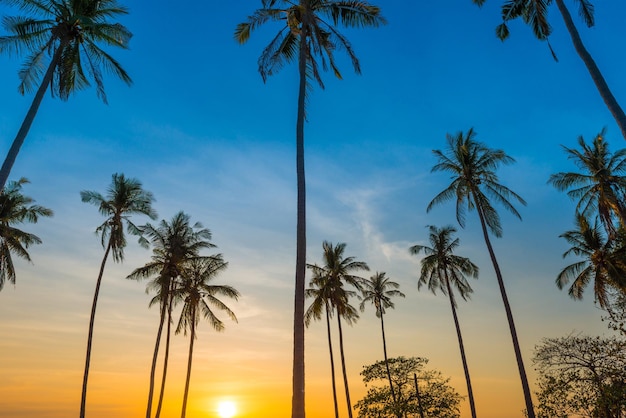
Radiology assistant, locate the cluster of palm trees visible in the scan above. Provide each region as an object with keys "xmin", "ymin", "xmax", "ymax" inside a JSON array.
[
  {"xmin": 305, "ymin": 241, "xmax": 405, "ymax": 418},
  {"xmin": 79, "ymin": 173, "xmax": 240, "ymax": 418}
]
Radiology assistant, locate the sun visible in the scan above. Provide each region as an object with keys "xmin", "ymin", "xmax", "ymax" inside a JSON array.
[{"xmin": 217, "ymin": 400, "xmax": 237, "ymax": 418}]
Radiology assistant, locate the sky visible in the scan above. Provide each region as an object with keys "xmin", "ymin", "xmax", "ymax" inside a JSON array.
[{"xmin": 0, "ymin": 1, "xmax": 625, "ymax": 417}]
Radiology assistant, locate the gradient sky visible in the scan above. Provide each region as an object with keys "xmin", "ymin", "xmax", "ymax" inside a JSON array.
[{"xmin": 1, "ymin": 1, "xmax": 625, "ymax": 417}]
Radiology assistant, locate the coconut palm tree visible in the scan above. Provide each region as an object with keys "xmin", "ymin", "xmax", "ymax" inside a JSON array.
[
  {"xmin": 79, "ymin": 173, "xmax": 156, "ymax": 418},
  {"xmin": 126, "ymin": 211, "xmax": 216, "ymax": 418},
  {"xmin": 549, "ymin": 130, "xmax": 626, "ymax": 239},
  {"xmin": 474, "ymin": 0, "xmax": 626, "ymax": 140},
  {"xmin": 308, "ymin": 241, "xmax": 369, "ymax": 418},
  {"xmin": 427, "ymin": 128, "xmax": 535, "ymax": 417},
  {"xmin": 409, "ymin": 225, "xmax": 479, "ymax": 418},
  {"xmin": 235, "ymin": 5, "xmax": 385, "ymax": 415},
  {"xmin": 175, "ymin": 256, "xmax": 239, "ymax": 418},
  {"xmin": 0, "ymin": 177, "xmax": 52, "ymax": 290},
  {"xmin": 0, "ymin": 0, "xmax": 132, "ymax": 191},
  {"xmin": 359, "ymin": 272, "xmax": 405, "ymax": 411},
  {"xmin": 305, "ymin": 271, "xmax": 340, "ymax": 418},
  {"xmin": 558, "ymin": 214, "xmax": 626, "ymax": 309}
]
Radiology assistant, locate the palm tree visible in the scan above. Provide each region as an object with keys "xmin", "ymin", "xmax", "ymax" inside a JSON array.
[
  {"xmin": 175, "ymin": 257, "xmax": 239, "ymax": 418},
  {"xmin": 0, "ymin": 177, "xmax": 52, "ymax": 290},
  {"xmin": 305, "ymin": 271, "xmax": 340, "ymax": 418},
  {"xmin": 473, "ymin": 0, "xmax": 626, "ymax": 140},
  {"xmin": 359, "ymin": 272, "xmax": 405, "ymax": 412},
  {"xmin": 235, "ymin": 5, "xmax": 385, "ymax": 416},
  {"xmin": 427, "ymin": 128, "xmax": 535, "ymax": 417},
  {"xmin": 0, "ymin": 0, "xmax": 132, "ymax": 191},
  {"xmin": 409, "ymin": 225, "xmax": 479, "ymax": 418},
  {"xmin": 126, "ymin": 211, "xmax": 216, "ymax": 418},
  {"xmin": 79, "ymin": 173, "xmax": 156, "ymax": 418},
  {"xmin": 557, "ymin": 214, "xmax": 626, "ymax": 309},
  {"xmin": 549, "ymin": 130, "xmax": 626, "ymax": 239},
  {"xmin": 308, "ymin": 241, "xmax": 369, "ymax": 418}
]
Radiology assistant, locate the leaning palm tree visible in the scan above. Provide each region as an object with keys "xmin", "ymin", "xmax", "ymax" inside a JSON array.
[
  {"xmin": 549, "ymin": 130, "xmax": 626, "ymax": 239},
  {"xmin": 79, "ymin": 173, "xmax": 156, "ymax": 418},
  {"xmin": 235, "ymin": 5, "xmax": 385, "ymax": 416},
  {"xmin": 175, "ymin": 256, "xmax": 239, "ymax": 418},
  {"xmin": 427, "ymin": 128, "xmax": 535, "ymax": 417},
  {"xmin": 558, "ymin": 214, "xmax": 626, "ymax": 309},
  {"xmin": 473, "ymin": 0, "xmax": 626, "ymax": 140},
  {"xmin": 308, "ymin": 241, "xmax": 369, "ymax": 418},
  {"xmin": 0, "ymin": 177, "xmax": 52, "ymax": 290},
  {"xmin": 409, "ymin": 225, "xmax": 479, "ymax": 418},
  {"xmin": 305, "ymin": 271, "xmax": 340, "ymax": 418},
  {"xmin": 126, "ymin": 211, "xmax": 216, "ymax": 418},
  {"xmin": 359, "ymin": 272, "xmax": 405, "ymax": 411},
  {"xmin": 0, "ymin": 0, "xmax": 132, "ymax": 191}
]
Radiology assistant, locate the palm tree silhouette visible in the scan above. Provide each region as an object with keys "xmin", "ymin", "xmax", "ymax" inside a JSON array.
[
  {"xmin": 0, "ymin": 0, "xmax": 133, "ymax": 190},
  {"xmin": 0, "ymin": 177, "xmax": 52, "ymax": 290},
  {"xmin": 359, "ymin": 272, "xmax": 405, "ymax": 411},
  {"xmin": 175, "ymin": 257, "xmax": 239, "ymax": 418},
  {"xmin": 127, "ymin": 211, "xmax": 216, "ymax": 418},
  {"xmin": 410, "ymin": 225, "xmax": 479, "ymax": 418},
  {"xmin": 236, "ymin": 5, "xmax": 385, "ymax": 415},
  {"xmin": 428, "ymin": 128, "xmax": 534, "ymax": 417},
  {"xmin": 80, "ymin": 173, "xmax": 156, "ymax": 418}
]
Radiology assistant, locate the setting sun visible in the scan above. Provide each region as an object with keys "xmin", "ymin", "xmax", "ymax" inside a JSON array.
[{"xmin": 217, "ymin": 400, "xmax": 237, "ymax": 418}]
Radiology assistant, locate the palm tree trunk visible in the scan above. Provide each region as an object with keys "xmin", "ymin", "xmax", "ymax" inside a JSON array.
[
  {"xmin": 325, "ymin": 306, "xmax": 340, "ymax": 418},
  {"xmin": 0, "ymin": 45, "xmax": 63, "ymax": 192},
  {"xmin": 413, "ymin": 373, "xmax": 425, "ymax": 418},
  {"xmin": 146, "ymin": 297, "xmax": 167, "ymax": 418},
  {"xmin": 379, "ymin": 312, "xmax": 398, "ymax": 408},
  {"xmin": 291, "ymin": 13, "xmax": 309, "ymax": 418},
  {"xmin": 444, "ymin": 275, "xmax": 477, "ymax": 418},
  {"xmin": 336, "ymin": 312, "xmax": 353, "ymax": 418},
  {"xmin": 554, "ymin": 0, "xmax": 626, "ymax": 141},
  {"xmin": 80, "ymin": 239, "xmax": 112, "ymax": 418},
  {"xmin": 181, "ymin": 306, "xmax": 196, "ymax": 418},
  {"xmin": 475, "ymin": 205, "xmax": 535, "ymax": 418},
  {"xmin": 155, "ymin": 286, "xmax": 174, "ymax": 418}
]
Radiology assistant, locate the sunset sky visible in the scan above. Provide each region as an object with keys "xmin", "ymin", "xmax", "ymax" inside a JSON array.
[{"xmin": 0, "ymin": 1, "xmax": 625, "ymax": 417}]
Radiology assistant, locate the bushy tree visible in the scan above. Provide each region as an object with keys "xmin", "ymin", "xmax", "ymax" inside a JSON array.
[
  {"xmin": 355, "ymin": 356, "xmax": 461, "ymax": 418},
  {"xmin": 533, "ymin": 334, "xmax": 626, "ymax": 418}
]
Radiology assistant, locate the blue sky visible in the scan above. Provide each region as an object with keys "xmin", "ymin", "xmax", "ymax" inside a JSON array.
[{"xmin": 0, "ymin": 1, "xmax": 625, "ymax": 417}]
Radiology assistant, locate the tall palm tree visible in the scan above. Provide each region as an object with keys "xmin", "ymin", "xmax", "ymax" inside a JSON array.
[
  {"xmin": 308, "ymin": 241, "xmax": 369, "ymax": 418},
  {"xmin": 305, "ymin": 271, "xmax": 340, "ymax": 418},
  {"xmin": 79, "ymin": 173, "xmax": 156, "ymax": 418},
  {"xmin": 0, "ymin": 0, "xmax": 132, "ymax": 191},
  {"xmin": 359, "ymin": 272, "xmax": 405, "ymax": 411},
  {"xmin": 235, "ymin": 5, "xmax": 385, "ymax": 416},
  {"xmin": 409, "ymin": 225, "xmax": 479, "ymax": 418},
  {"xmin": 126, "ymin": 211, "xmax": 216, "ymax": 418},
  {"xmin": 549, "ymin": 130, "xmax": 626, "ymax": 239},
  {"xmin": 557, "ymin": 214, "xmax": 626, "ymax": 309},
  {"xmin": 473, "ymin": 0, "xmax": 626, "ymax": 140},
  {"xmin": 0, "ymin": 177, "xmax": 52, "ymax": 290},
  {"xmin": 427, "ymin": 128, "xmax": 535, "ymax": 417},
  {"xmin": 175, "ymin": 257, "xmax": 239, "ymax": 418}
]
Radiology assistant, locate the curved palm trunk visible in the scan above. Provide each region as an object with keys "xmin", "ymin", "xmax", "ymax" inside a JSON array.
[
  {"xmin": 413, "ymin": 373, "xmax": 425, "ymax": 418},
  {"xmin": 0, "ymin": 45, "xmax": 62, "ymax": 192},
  {"xmin": 291, "ymin": 14, "xmax": 309, "ymax": 418},
  {"xmin": 475, "ymin": 204, "xmax": 535, "ymax": 418},
  {"xmin": 180, "ymin": 306, "xmax": 196, "ymax": 418},
  {"xmin": 325, "ymin": 306, "xmax": 340, "ymax": 418},
  {"xmin": 336, "ymin": 312, "xmax": 353, "ymax": 418},
  {"xmin": 146, "ymin": 297, "xmax": 167, "ymax": 418},
  {"xmin": 80, "ymin": 239, "xmax": 112, "ymax": 418},
  {"xmin": 154, "ymin": 287, "xmax": 174, "ymax": 418},
  {"xmin": 554, "ymin": 0, "xmax": 626, "ymax": 140},
  {"xmin": 443, "ymin": 275, "xmax": 477, "ymax": 418},
  {"xmin": 379, "ymin": 312, "xmax": 398, "ymax": 410}
]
